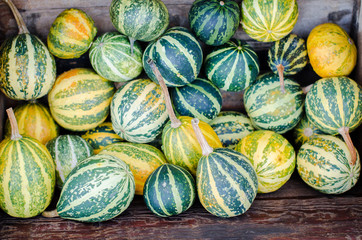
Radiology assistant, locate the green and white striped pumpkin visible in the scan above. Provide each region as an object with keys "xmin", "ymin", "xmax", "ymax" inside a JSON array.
[
  {"xmin": 170, "ymin": 78, "xmax": 222, "ymax": 123},
  {"xmin": 240, "ymin": 0, "xmax": 299, "ymax": 42},
  {"xmin": 89, "ymin": 32, "xmax": 143, "ymax": 82},
  {"xmin": 143, "ymin": 164, "xmax": 196, "ymax": 217},
  {"xmin": 188, "ymin": 0, "xmax": 240, "ymax": 46},
  {"xmin": 243, "ymin": 72, "xmax": 304, "ymax": 134},
  {"xmin": 235, "ymin": 130, "xmax": 296, "ymax": 193},
  {"xmin": 110, "ymin": 0, "xmax": 169, "ymax": 42},
  {"xmin": 48, "ymin": 68, "xmax": 116, "ymax": 132},
  {"xmin": 209, "ymin": 111, "xmax": 254, "ymax": 149},
  {"xmin": 143, "ymin": 27, "xmax": 203, "ymax": 87},
  {"xmin": 293, "ymin": 114, "xmax": 326, "ymax": 149},
  {"xmin": 81, "ymin": 122, "xmax": 123, "ymax": 154},
  {"xmin": 55, "ymin": 154, "xmax": 135, "ymax": 222},
  {"xmin": 46, "ymin": 135, "xmax": 94, "ymax": 188},
  {"xmin": 99, "ymin": 142, "xmax": 167, "ymax": 195},
  {"xmin": 204, "ymin": 39, "xmax": 259, "ymax": 91},
  {"xmin": 111, "ymin": 79, "xmax": 168, "ymax": 143},
  {"xmin": 297, "ymin": 135, "xmax": 360, "ymax": 194}
]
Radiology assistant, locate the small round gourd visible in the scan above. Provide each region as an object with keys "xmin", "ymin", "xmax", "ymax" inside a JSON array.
[
  {"xmin": 188, "ymin": 0, "xmax": 240, "ymax": 46},
  {"xmin": 297, "ymin": 135, "xmax": 360, "ymax": 194},
  {"xmin": 47, "ymin": 8, "xmax": 97, "ymax": 59},
  {"xmin": 292, "ymin": 114, "xmax": 326, "ymax": 149},
  {"xmin": 204, "ymin": 39, "xmax": 260, "ymax": 91},
  {"xmin": 143, "ymin": 164, "xmax": 196, "ymax": 217},
  {"xmin": 235, "ymin": 130, "xmax": 296, "ymax": 193}
]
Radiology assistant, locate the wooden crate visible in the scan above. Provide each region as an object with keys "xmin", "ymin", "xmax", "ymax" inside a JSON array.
[{"xmin": 0, "ymin": 0, "xmax": 361, "ymax": 238}]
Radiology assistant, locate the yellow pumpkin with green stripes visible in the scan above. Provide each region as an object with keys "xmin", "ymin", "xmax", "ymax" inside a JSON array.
[{"xmin": 235, "ymin": 130, "xmax": 296, "ymax": 193}]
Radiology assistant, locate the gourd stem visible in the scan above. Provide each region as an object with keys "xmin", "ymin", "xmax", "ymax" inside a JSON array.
[
  {"xmin": 338, "ymin": 127, "xmax": 357, "ymax": 166},
  {"xmin": 302, "ymin": 84, "xmax": 313, "ymax": 94},
  {"xmin": 42, "ymin": 209, "xmax": 59, "ymax": 218},
  {"xmin": 3, "ymin": 0, "xmax": 29, "ymax": 34},
  {"xmin": 147, "ymin": 58, "xmax": 182, "ymax": 128},
  {"xmin": 276, "ymin": 64, "xmax": 286, "ymax": 93},
  {"xmin": 191, "ymin": 118, "xmax": 213, "ymax": 156},
  {"xmin": 129, "ymin": 37, "xmax": 135, "ymax": 56},
  {"xmin": 6, "ymin": 108, "xmax": 22, "ymax": 140},
  {"xmin": 220, "ymin": 1, "xmax": 225, "ymax": 6}
]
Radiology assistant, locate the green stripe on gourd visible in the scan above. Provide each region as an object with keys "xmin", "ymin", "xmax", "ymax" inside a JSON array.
[
  {"xmin": 240, "ymin": 0, "xmax": 299, "ymax": 42},
  {"xmin": 243, "ymin": 72, "xmax": 304, "ymax": 134},
  {"xmin": 143, "ymin": 27, "xmax": 203, "ymax": 87},
  {"xmin": 170, "ymin": 78, "xmax": 222, "ymax": 123},
  {"xmin": 0, "ymin": 108, "xmax": 55, "ymax": 218},
  {"xmin": 53, "ymin": 154, "xmax": 135, "ymax": 222},
  {"xmin": 235, "ymin": 130, "xmax": 296, "ymax": 193},
  {"xmin": 48, "ymin": 68, "xmax": 116, "ymax": 132},
  {"xmin": 111, "ymin": 79, "xmax": 168, "ymax": 143},
  {"xmin": 143, "ymin": 164, "xmax": 196, "ymax": 217},
  {"xmin": 305, "ymin": 76, "xmax": 362, "ymax": 165},
  {"xmin": 89, "ymin": 32, "xmax": 143, "ymax": 82},
  {"xmin": 188, "ymin": 0, "xmax": 240, "ymax": 46},
  {"xmin": 209, "ymin": 111, "xmax": 254, "ymax": 149},
  {"xmin": 292, "ymin": 114, "xmax": 326, "ymax": 149},
  {"xmin": 46, "ymin": 135, "xmax": 94, "ymax": 188},
  {"xmin": 297, "ymin": 135, "xmax": 360, "ymax": 194},
  {"xmin": 99, "ymin": 142, "xmax": 167, "ymax": 195},
  {"xmin": 205, "ymin": 39, "xmax": 259, "ymax": 91}
]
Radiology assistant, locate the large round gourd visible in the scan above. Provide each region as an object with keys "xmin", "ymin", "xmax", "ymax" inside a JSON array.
[
  {"xmin": 48, "ymin": 68, "xmax": 116, "ymax": 131},
  {"xmin": 188, "ymin": 0, "xmax": 240, "ymax": 46},
  {"xmin": 143, "ymin": 164, "xmax": 196, "ymax": 217},
  {"xmin": 4, "ymin": 101, "xmax": 59, "ymax": 145},
  {"xmin": 204, "ymin": 39, "xmax": 259, "ymax": 91},
  {"xmin": 0, "ymin": 0, "xmax": 56, "ymax": 100},
  {"xmin": 297, "ymin": 135, "xmax": 360, "ymax": 194},
  {"xmin": 47, "ymin": 8, "xmax": 97, "ymax": 59},
  {"xmin": 240, "ymin": 0, "xmax": 299, "ymax": 42},
  {"xmin": 47, "ymin": 154, "xmax": 135, "ymax": 222},
  {"xmin": 0, "ymin": 108, "xmax": 55, "ymax": 218},
  {"xmin": 111, "ymin": 78, "xmax": 168, "ymax": 143},
  {"xmin": 99, "ymin": 142, "xmax": 167, "ymax": 195},
  {"xmin": 46, "ymin": 135, "xmax": 94, "ymax": 188},
  {"xmin": 307, "ymin": 23, "xmax": 357, "ymax": 78},
  {"xmin": 143, "ymin": 27, "xmax": 203, "ymax": 87},
  {"xmin": 235, "ymin": 130, "xmax": 296, "ymax": 193},
  {"xmin": 243, "ymin": 73, "xmax": 304, "ymax": 134},
  {"xmin": 89, "ymin": 32, "xmax": 143, "ymax": 82}
]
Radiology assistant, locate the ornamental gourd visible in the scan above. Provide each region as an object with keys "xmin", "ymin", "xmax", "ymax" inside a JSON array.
[
  {"xmin": 292, "ymin": 114, "xmax": 326, "ymax": 149},
  {"xmin": 0, "ymin": 0, "xmax": 56, "ymax": 100}
]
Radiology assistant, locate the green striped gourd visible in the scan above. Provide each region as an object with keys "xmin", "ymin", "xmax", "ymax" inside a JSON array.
[
  {"xmin": 235, "ymin": 130, "xmax": 296, "ymax": 193},
  {"xmin": 99, "ymin": 142, "xmax": 167, "ymax": 195},
  {"xmin": 46, "ymin": 135, "xmax": 94, "ymax": 188},
  {"xmin": 240, "ymin": 0, "xmax": 299, "ymax": 42},
  {"xmin": 188, "ymin": 0, "xmax": 240, "ymax": 46},
  {"xmin": 0, "ymin": 0, "xmax": 56, "ymax": 100},
  {"xmin": 147, "ymin": 60, "xmax": 222, "ymax": 175},
  {"xmin": 170, "ymin": 78, "xmax": 222, "ymax": 123},
  {"xmin": 267, "ymin": 34, "xmax": 308, "ymax": 92},
  {"xmin": 305, "ymin": 76, "xmax": 362, "ymax": 166},
  {"xmin": 297, "ymin": 135, "xmax": 360, "ymax": 194},
  {"xmin": 48, "ymin": 68, "xmax": 116, "ymax": 131},
  {"xmin": 243, "ymin": 72, "xmax": 304, "ymax": 134},
  {"xmin": 81, "ymin": 122, "xmax": 123, "ymax": 154},
  {"xmin": 89, "ymin": 32, "xmax": 143, "ymax": 82},
  {"xmin": 143, "ymin": 27, "xmax": 203, "ymax": 87},
  {"xmin": 47, "ymin": 8, "xmax": 97, "ymax": 59},
  {"xmin": 293, "ymin": 114, "xmax": 326, "ymax": 149},
  {"xmin": 111, "ymin": 78, "xmax": 168, "ymax": 143},
  {"xmin": 44, "ymin": 154, "xmax": 135, "ymax": 222},
  {"xmin": 143, "ymin": 164, "xmax": 196, "ymax": 217},
  {"xmin": 4, "ymin": 101, "xmax": 59, "ymax": 145},
  {"xmin": 209, "ymin": 111, "xmax": 254, "ymax": 149},
  {"xmin": 110, "ymin": 0, "xmax": 169, "ymax": 51},
  {"xmin": 0, "ymin": 108, "xmax": 55, "ymax": 218},
  {"xmin": 204, "ymin": 39, "xmax": 259, "ymax": 91},
  {"xmin": 192, "ymin": 118, "xmax": 258, "ymax": 218}
]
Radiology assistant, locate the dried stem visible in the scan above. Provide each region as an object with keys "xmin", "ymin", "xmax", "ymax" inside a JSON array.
[
  {"xmin": 42, "ymin": 209, "xmax": 59, "ymax": 218},
  {"xmin": 276, "ymin": 64, "xmax": 286, "ymax": 93},
  {"xmin": 302, "ymin": 84, "xmax": 313, "ymax": 94},
  {"xmin": 338, "ymin": 127, "xmax": 357, "ymax": 165},
  {"xmin": 191, "ymin": 118, "xmax": 213, "ymax": 156},
  {"xmin": 147, "ymin": 58, "xmax": 182, "ymax": 128},
  {"xmin": 6, "ymin": 108, "xmax": 22, "ymax": 140},
  {"xmin": 3, "ymin": 0, "xmax": 29, "ymax": 34}
]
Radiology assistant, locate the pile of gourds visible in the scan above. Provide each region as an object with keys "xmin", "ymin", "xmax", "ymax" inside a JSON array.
[{"xmin": 0, "ymin": 0, "xmax": 360, "ymax": 222}]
